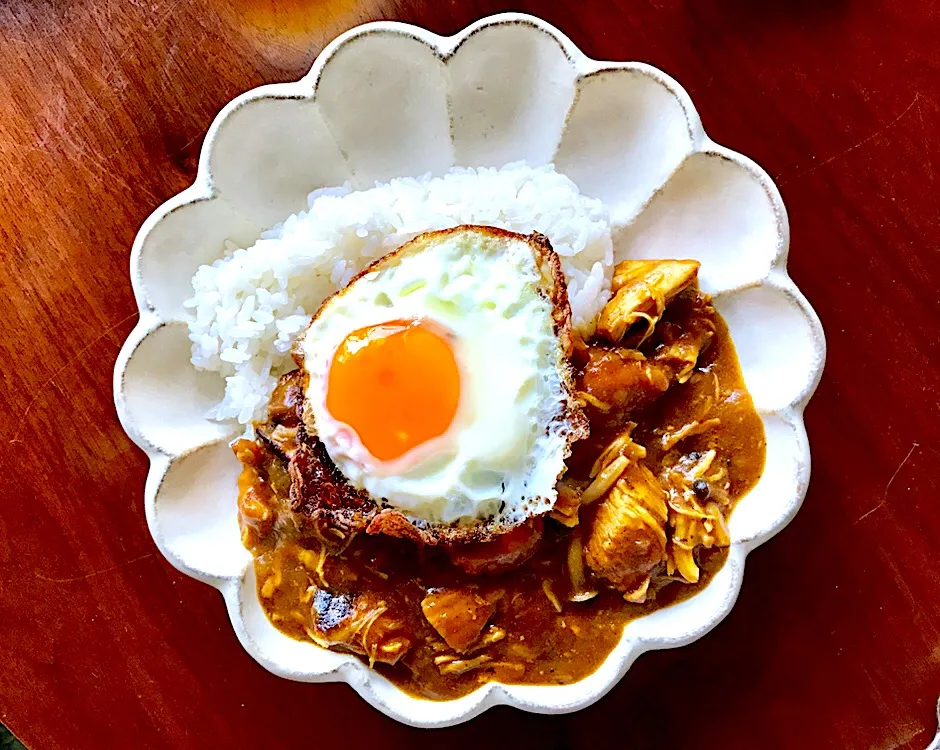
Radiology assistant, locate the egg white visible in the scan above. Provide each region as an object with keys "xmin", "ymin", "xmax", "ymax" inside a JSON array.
[{"xmin": 297, "ymin": 230, "xmax": 574, "ymax": 526}]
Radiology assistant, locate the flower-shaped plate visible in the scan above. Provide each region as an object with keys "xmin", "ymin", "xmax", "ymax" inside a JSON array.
[{"xmin": 114, "ymin": 13, "xmax": 826, "ymax": 728}]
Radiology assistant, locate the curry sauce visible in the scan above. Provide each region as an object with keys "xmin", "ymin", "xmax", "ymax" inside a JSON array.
[{"xmin": 234, "ymin": 297, "xmax": 765, "ymax": 700}]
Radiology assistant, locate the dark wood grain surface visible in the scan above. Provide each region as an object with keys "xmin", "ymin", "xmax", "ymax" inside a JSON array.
[{"xmin": 1, "ymin": 0, "xmax": 939, "ymax": 747}]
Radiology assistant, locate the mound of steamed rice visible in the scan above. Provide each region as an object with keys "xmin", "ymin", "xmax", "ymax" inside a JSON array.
[{"xmin": 186, "ymin": 163, "xmax": 614, "ymax": 424}]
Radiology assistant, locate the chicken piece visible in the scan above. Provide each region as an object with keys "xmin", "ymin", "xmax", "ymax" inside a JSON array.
[
  {"xmin": 611, "ymin": 259, "xmax": 701, "ymax": 297},
  {"xmin": 448, "ymin": 518, "xmax": 543, "ymax": 576},
  {"xmin": 578, "ymin": 290, "xmax": 716, "ymax": 427},
  {"xmin": 597, "ymin": 260, "xmax": 701, "ymax": 343},
  {"xmin": 651, "ymin": 291, "xmax": 716, "ymax": 383},
  {"xmin": 267, "ymin": 369, "xmax": 305, "ymax": 426},
  {"xmin": 584, "ymin": 461, "xmax": 668, "ymax": 600},
  {"xmin": 577, "ymin": 347, "xmax": 671, "ymax": 428},
  {"xmin": 308, "ymin": 589, "xmax": 412, "ymax": 665},
  {"xmin": 254, "ymin": 370, "xmax": 305, "ymax": 460},
  {"xmin": 256, "ymin": 423, "xmax": 299, "ymax": 461},
  {"xmin": 421, "ymin": 588, "xmax": 497, "ymax": 652},
  {"xmin": 232, "ymin": 438, "xmax": 292, "ymax": 550},
  {"xmin": 234, "ymin": 464, "xmax": 275, "ymax": 550}
]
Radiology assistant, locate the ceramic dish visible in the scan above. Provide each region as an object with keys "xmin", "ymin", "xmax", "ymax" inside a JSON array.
[{"xmin": 113, "ymin": 12, "xmax": 825, "ymax": 727}]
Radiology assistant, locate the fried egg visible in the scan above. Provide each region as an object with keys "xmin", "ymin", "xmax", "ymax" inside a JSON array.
[{"xmin": 293, "ymin": 226, "xmax": 587, "ymax": 531}]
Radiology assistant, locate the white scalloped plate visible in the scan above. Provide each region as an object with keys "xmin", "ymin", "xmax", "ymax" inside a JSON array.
[{"xmin": 113, "ymin": 13, "xmax": 825, "ymax": 728}]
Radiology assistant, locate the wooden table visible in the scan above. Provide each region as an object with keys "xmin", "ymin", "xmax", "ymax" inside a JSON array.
[{"xmin": 2, "ymin": 0, "xmax": 939, "ymax": 747}]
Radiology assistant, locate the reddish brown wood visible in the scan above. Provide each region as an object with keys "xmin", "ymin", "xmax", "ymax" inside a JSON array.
[{"xmin": 1, "ymin": 0, "xmax": 939, "ymax": 747}]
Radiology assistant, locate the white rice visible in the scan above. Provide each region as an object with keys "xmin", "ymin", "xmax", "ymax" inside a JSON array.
[{"xmin": 185, "ymin": 163, "xmax": 614, "ymax": 424}]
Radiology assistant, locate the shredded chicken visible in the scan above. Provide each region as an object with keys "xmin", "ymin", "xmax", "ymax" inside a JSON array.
[
  {"xmin": 437, "ymin": 654, "xmax": 493, "ymax": 676},
  {"xmin": 589, "ymin": 423, "xmax": 647, "ymax": 477},
  {"xmin": 566, "ymin": 534, "xmax": 597, "ymax": 602},
  {"xmin": 581, "ymin": 455, "xmax": 630, "ymax": 505},
  {"xmin": 297, "ymin": 546, "xmax": 330, "ymax": 587},
  {"xmin": 581, "ymin": 426, "xmax": 648, "ymax": 507},
  {"xmin": 597, "ymin": 259, "xmax": 701, "ymax": 343},
  {"xmin": 659, "ymin": 417, "xmax": 721, "ymax": 451},
  {"xmin": 467, "ymin": 625, "xmax": 507, "ymax": 653},
  {"xmin": 659, "ymin": 451, "xmax": 733, "ymax": 583},
  {"xmin": 541, "ymin": 580, "xmax": 563, "ymax": 613},
  {"xmin": 577, "ymin": 390, "xmax": 612, "ymax": 412},
  {"xmin": 623, "ymin": 576, "xmax": 651, "ymax": 603},
  {"xmin": 549, "ymin": 480, "xmax": 584, "ymax": 528},
  {"xmin": 260, "ymin": 559, "xmax": 282, "ymax": 599}
]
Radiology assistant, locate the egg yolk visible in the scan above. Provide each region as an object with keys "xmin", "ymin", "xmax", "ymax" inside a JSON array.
[{"xmin": 326, "ymin": 319, "xmax": 461, "ymax": 461}]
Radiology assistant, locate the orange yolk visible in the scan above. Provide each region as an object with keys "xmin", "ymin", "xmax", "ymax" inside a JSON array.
[{"xmin": 326, "ymin": 320, "xmax": 461, "ymax": 461}]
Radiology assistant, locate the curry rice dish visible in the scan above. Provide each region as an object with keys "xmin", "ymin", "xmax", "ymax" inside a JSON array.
[{"xmin": 231, "ymin": 225, "xmax": 765, "ymax": 700}]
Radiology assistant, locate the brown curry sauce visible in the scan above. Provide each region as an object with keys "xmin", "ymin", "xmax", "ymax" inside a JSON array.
[{"xmin": 234, "ymin": 299, "xmax": 765, "ymax": 701}]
